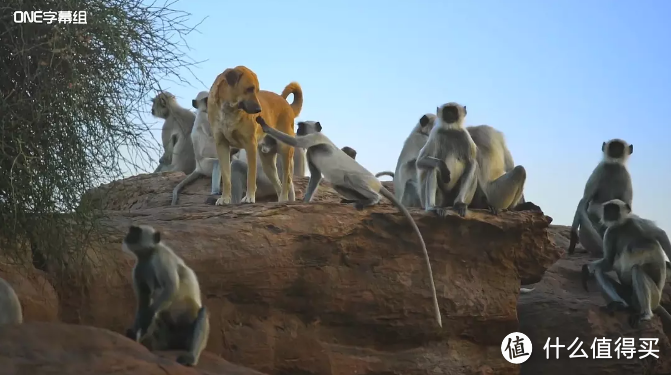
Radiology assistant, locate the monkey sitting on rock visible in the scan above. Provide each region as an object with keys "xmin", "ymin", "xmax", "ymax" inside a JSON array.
[
  {"xmin": 122, "ymin": 225, "xmax": 210, "ymax": 367},
  {"xmin": 582, "ymin": 199, "xmax": 671, "ymax": 328}
]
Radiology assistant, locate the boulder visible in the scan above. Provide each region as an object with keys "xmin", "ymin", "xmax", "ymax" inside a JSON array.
[
  {"xmin": 518, "ymin": 225, "xmax": 671, "ymax": 375},
  {"xmin": 61, "ymin": 173, "xmax": 559, "ymax": 375},
  {"xmin": 0, "ymin": 263, "xmax": 59, "ymax": 322},
  {"xmin": 81, "ymin": 172, "xmax": 391, "ymax": 210},
  {"xmin": 0, "ymin": 322, "xmax": 267, "ymax": 375}
]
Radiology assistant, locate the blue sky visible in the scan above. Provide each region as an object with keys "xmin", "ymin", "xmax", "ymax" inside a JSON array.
[{"xmin": 143, "ymin": 0, "xmax": 670, "ymax": 231}]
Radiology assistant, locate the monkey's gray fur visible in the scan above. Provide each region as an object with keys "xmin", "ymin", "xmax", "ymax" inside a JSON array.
[
  {"xmin": 568, "ymin": 139, "xmax": 633, "ymax": 256},
  {"xmin": 417, "ymin": 103, "xmax": 526, "ymax": 218},
  {"xmin": 171, "ymin": 91, "xmax": 222, "ymax": 205},
  {"xmin": 582, "ymin": 199, "xmax": 671, "ymax": 328},
  {"xmin": 0, "ymin": 277, "xmax": 22, "ymax": 325},
  {"xmin": 255, "ymin": 116, "xmax": 442, "ymax": 328},
  {"xmin": 152, "ymin": 92, "xmax": 197, "ymax": 175},
  {"xmin": 122, "ymin": 225, "xmax": 210, "ymax": 367},
  {"xmin": 384, "ymin": 113, "xmax": 438, "ymax": 208}
]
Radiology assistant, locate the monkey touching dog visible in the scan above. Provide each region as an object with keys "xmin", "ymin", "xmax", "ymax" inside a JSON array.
[
  {"xmin": 581, "ymin": 199, "xmax": 671, "ymax": 328},
  {"xmin": 259, "ymin": 134, "xmax": 308, "ymax": 178},
  {"xmin": 255, "ymin": 116, "xmax": 442, "ymax": 328},
  {"xmin": 567, "ymin": 139, "xmax": 633, "ymax": 256},
  {"xmin": 417, "ymin": 103, "xmax": 526, "ymax": 217},
  {"xmin": 152, "ymin": 92, "xmax": 197, "ymax": 175},
  {"xmin": 122, "ymin": 225, "xmax": 210, "ymax": 366},
  {"xmin": 0, "ymin": 277, "xmax": 22, "ymax": 325},
  {"xmin": 208, "ymin": 66, "xmax": 302, "ymax": 205},
  {"xmin": 172, "ymin": 91, "xmax": 222, "ymax": 205}
]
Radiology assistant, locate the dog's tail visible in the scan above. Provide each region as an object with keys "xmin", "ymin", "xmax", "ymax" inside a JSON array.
[{"xmin": 281, "ymin": 82, "xmax": 303, "ymax": 118}]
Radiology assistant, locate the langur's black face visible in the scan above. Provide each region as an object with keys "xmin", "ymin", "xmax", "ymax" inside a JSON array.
[
  {"xmin": 607, "ymin": 141, "xmax": 625, "ymax": 159},
  {"xmin": 602, "ymin": 203, "xmax": 621, "ymax": 222},
  {"xmin": 123, "ymin": 225, "xmax": 161, "ymax": 253},
  {"xmin": 296, "ymin": 121, "xmax": 321, "ymax": 136},
  {"xmin": 440, "ymin": 105, "xmax": 461, "ymax": 124}
]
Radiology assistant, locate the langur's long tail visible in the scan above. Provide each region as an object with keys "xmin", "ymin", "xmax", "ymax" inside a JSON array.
[
  {"xmin": 379, "ymin": 187, "xmax": 442, "ymax": 328},
  {"xmin": 375, "ymin": 171, "xmax": 395, "ymax": 178}
]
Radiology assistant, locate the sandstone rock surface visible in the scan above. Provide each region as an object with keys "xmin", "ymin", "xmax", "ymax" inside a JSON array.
[
  {"xmin": 13, "ymin": 172, "xmax": 671, "ymax": 375},
  {"xmin": 0, "ymin": 322, "xmax": 267, "ymax": 375},
  {"xmin": 67, "ymin": 173, "xmax": 559, "ymax": 375},
  {"xmin": 519, "ymin": 226, "xmax": 671, "ymax": 375}
]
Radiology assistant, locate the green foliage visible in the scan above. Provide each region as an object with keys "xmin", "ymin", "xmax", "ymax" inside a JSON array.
[{"xmin": 0, "ymin": 0, "xmax": 201, "ymax": 270}]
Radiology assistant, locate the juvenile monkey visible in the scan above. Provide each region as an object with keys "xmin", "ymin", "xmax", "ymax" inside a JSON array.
[
  {"xmin": 122, "ymin": 225, "xmax": 210, "ymax": 367},
  {"xmin": 568, "ymin": 139, "xmax": 633, "ymax": 256},
  {"xmin": 417, "ymin": 103, "xmax": 526, "ymax": 217},
  {"xmin": 0, "ymin": 277, "xmax": 22, "ymax": 325},
  {"xmin": 172, "ymin": 91, "xmax": 222, "ymax": 205},
  {"xmin": 255, "ymin": 116, "xmax": 442, "ymax": 328},
  {"xmin": 582, "ymin": 199, "xmax": 671, "ymax": 327},
  {"xmin": 387, "ymin": 114, "xmax": 437, "ymax": 208},
  {"xmin": 151, "ymin": 92, "xmax": 197, "ymax": 174},
  {"xmin": 259, "ymin": 135, "xmax": 307, "ymax": 177}
]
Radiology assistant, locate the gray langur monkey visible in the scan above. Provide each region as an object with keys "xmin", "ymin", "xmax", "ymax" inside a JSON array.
[
  {"xmin": 581, "ymin": 199, "xmax": 671, "ymax": 328},
  {"xmin": 417, "ymin": 103, "xmax": 526, "ymax": 217},
  {"xmin": 568, "ymin": 139, "xmax": 633, "ymax": 256},
  {"xmin": 229, "ymin": 135, "xmax": 296, "ymax": 203},
  {"xmin": 0, "ymin": 277, "xmax": 22, "ymax": 325},
  {"xmin": 381, "ymin": 114, "xmax": 437, "ymax": 207},
  {"xmin": 255, "ymin": 116, "xmax": 442, "ymax": 328},
  {"xmin": 122, "ymin": 225, "xmax": 210, "ymax": 367},
  {"xmin": 151, "ymin": 92, "xmax": 197, "ymax": 175},
  {"xmin": 171, "ymin": 91, "xmax": 222, "ymax": 206}
]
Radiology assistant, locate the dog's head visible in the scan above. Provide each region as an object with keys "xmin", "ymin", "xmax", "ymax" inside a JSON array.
[
  {"xmin": 191, "ymin": 91, "xmax": 209, "ymax": 112},
  {"xmin": 211, "ymin": 66, "xmax": 262, "ymax": 114}
]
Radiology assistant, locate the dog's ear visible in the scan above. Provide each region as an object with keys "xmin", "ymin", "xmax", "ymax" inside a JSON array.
[{"xmin": 224, "ymin": 69, "xmax": 241, "ymax": 86}]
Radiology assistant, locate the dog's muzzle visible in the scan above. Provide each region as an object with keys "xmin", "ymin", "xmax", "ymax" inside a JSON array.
[{"xmin": 239, "ymin": 100, "xmax": 262, "ymax": 114}]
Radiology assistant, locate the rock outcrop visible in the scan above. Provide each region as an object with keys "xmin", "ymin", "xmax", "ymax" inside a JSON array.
[
  {"xmin": 66, "ymin": 172, "xmax": 558, "ymax": 375},
  {"xmin": 0, "ymin": 322, "xmax": 267, "ymax": 375},
  {"xmin": 519, "ymin": 226, "xmax": 671, "ymax": 375},
  {"xmin": 10, "ymin": 171, "xmax": 671, "ymax": 374}
]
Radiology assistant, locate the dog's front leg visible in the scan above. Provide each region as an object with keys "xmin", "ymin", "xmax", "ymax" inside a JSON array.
[
  {"xmin": 214, "ymin": 132, "xmax": 232, "ymax": 205},
  {"xmin": 279, "ymin": 145, "xmax": 295, "ymax": 202},
  {"xmin": 242, "ymin": 141, "xmax": 258, "ymax": 203}
]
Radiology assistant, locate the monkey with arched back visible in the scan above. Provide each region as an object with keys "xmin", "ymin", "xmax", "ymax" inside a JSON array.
[
  {"xmin": 151, "ymin": 92, "xmax": 197, "ymax": 175},
  {"xmin": 581, "ymin": 199, "xmax": 671, "ymax": 328},
  {"xmin": 416, "ymin": 103, "xmax": 526, "ymax": 217},
  {"xmin": 0, "ymin": 277, "xmax": 22, "ymax": 325},
  {"xmin": 567, "ymin": 139, "xmax": 633, "ymax": 256},
  {"xmin": 122, "ymin": 225, "xmax": 210, "ymax": 367},
  {"xmin": 255, "ymin": 116, "xmax": 442, "ymax": 328}
]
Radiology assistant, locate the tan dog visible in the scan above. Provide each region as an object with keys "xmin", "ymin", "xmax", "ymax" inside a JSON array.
[{"xmin": 207, "ymin": 66, "xmax": 303, "ymax": 205}]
